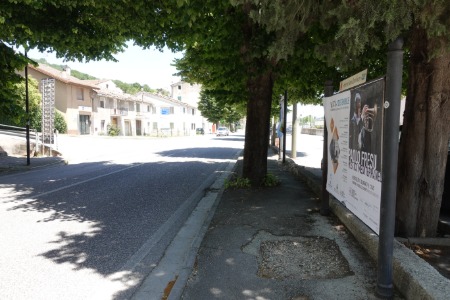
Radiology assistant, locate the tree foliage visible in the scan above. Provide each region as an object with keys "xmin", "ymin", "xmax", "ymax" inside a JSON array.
[
  {"xmin": 2, "ymin": 0, "xmax": 449, "ymax": 235},
  {"xmin": 321, "ymin": 0, "xmax": 450, "ymax": 237},
  {"xmin": 112, "ymin": 80, "xmax": 169, "ymax": 96},
  {"xmin": 197, "ymin": 90, "xmax": 245, "ymax": 126}
]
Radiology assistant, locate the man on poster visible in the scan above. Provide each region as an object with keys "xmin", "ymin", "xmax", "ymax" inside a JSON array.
[
  {"xmin": 348, "ymin": 88, "xmax": 382, "ymax": 182},
  {"xmin": 349, "ymin": 92, "xmax": 367, "ymax": 151}
]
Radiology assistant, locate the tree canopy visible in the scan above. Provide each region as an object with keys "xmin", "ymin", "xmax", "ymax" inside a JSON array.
[{"xmin": 2, "ymin": 0, "xmax": 450, "ymax": 236}]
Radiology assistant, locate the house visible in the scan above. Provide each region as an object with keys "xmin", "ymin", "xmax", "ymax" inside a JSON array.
[
  {"xmin": 24, "ymin": 64, "xmax": 98, "ymax": 135},
  {"xmin": 23, "ymin": 64, "xmax": 201, "ymax": 137},
  {"xmin": 136, "ymin": 91, "xmax": 200, "ymax": 136},
  {"xmin": 86, "ymin": 79, "xmax": 147, "ymax": 136},
  {"xmin": 170, "ymin": 81, "xmax": 213, "ymax": 133}
]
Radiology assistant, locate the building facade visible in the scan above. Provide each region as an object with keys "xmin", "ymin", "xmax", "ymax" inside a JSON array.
[
  {"xmin": 24, "ymin": 64, "xmax": 201, "ymax": 137},
  {"xmin": 170, "ymin": 81, "xmax": 214, "ymax": 133}
]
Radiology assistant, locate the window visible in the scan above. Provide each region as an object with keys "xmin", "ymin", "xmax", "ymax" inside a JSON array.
[
  {"xmin": 101, "ymin": 120, "xmax": 105, "ymax": 131},
  {"xmin": 178, "ymin": 85, "xmax": 181, "ymax": 90},
  {"xmin": 129, "ymin": 102, "xmax": 134, "ymax": 111},
  {"xmin": 136, "ymin": 103, "xmax": 140, "ymax": 113},
  {"xmin": 170, "ymin": 122, "xmax": 174, "ymax": 129},
  {"xmin": 192, "ymin": 108, "xmax": 195, "ymax": 115},
  {"xmin": 161, "ymin": 107, "xmax": 175, "ymax": 115},
  {"xmin": 153, "ymin": 122, "xmax": 158, "ymax": 130},
  {"xmin": 152, "ymin": 106, "xmax": 156, "ymax": 114},
  {"xmin": 99, "ymin": 100, "xmax": 105, "ymax": 108},
  {"xmin": 76, "ymin": 88, "xmax": 84, "ymax": 100},
  {"xmin": 147, "ymin": 105, "xmax": 151, "ymax": 112},
  {"xmin": 161, "ymin": 107, "xmax": 170, "ymax": 115},
  {"xmin": 183, "ymin": 108, "xmax": 186, "ymax": 114},
  {"xmin": 177, "ymin": 96, "xmax": 182, "ymax": 101}
]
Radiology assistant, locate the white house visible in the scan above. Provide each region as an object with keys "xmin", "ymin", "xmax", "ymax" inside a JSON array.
[
  {"xmin": 24, "ymin": 64, "xmax": 203, "ymax": 137},
  {"xmin": 170, "ymin": 81, "xmax": 214, "ymax": 133}
]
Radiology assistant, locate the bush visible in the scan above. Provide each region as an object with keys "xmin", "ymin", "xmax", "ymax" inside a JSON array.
[
  {"xmin": 225, "ymin": 176, "xmax": 251, "ymax": 189},
  {"xmin": 54, "ymin": 110, "xmax": 67, "ymax": 133},
  {"xmin": 262, "ymin": 173, "xmax": 280, "ymax": 187},
  {"xmin": 224, "ymin": 172, "xmax": 280, "ymax": 189},
  {"xmin": 107, "ymin": 125, "xmax": 120, "ymax": 136}
]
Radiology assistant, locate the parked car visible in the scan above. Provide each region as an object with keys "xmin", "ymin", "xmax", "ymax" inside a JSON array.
[
  {"xmin": 196, "ymin": 128, "xmax": 204, "ymax": 135},
  {"xmin": 216, "ymin": 127, "xmax": 229, "ymax": 136}
]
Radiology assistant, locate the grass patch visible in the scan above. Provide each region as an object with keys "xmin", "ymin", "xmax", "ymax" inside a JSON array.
[
  {"xmin": 262, "ymin": 173, "xmax": 280, "ymax": 187},
  {"xmin": 225, "ymin": 172, "xmax": 280, "ymax": 189}
]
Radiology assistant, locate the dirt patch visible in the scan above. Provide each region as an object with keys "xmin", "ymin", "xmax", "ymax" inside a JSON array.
[
  {"xmin": 409, "ymin": 244, "xmax": 450, "ymax": 279},
  {"xmin": 258, "ymin": 236, "xmax": 353, "ymax": 280}
]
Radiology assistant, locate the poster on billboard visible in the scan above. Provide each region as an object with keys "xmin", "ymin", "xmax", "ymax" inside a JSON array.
[{"xmin": 324, "ymin": 79, "xmax": 385, "ymax": 234}]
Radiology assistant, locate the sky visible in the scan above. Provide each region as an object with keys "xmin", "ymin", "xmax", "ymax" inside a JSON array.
[
  {"xmin": 25, "ymin": 42, "xmax": 324, "ymax": 116},
  {"xmin": 27, "ymin": 41, "xmax": 183, "ymax": 91}
]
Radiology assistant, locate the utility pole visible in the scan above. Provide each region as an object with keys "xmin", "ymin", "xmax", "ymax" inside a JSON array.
[
  {"xmin": 282, "ymin": 90, "xmax": 287, "ymax": 163},
  {"xmin": 25, "ymin": 50, "xmax": 30, "ymax": 166},
  {"xmin": 321, "ymin": 80, "xmax": 333, "ymax": 215},
  {"xmin": 291, "ymin": 103, "xmax": 298, "ymax": 159},
  {"xmin": 376, "ymin": 37, "xmax": 404, "ymax": 299}
]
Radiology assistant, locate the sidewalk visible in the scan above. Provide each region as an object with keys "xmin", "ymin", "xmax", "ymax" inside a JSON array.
[
  {"xmin": 0, "ymin": 154, "xmax": 65, "ymax": 174},
  {"xmin": 177, "ymin": 149, "xmax": 450, "ymax": 300},
  {"xmin": 177, "ymin": 150, "xmax": 450, "ymax": 300},
  {"xmin": 180, "ymin": 152, "xmax": 391, "ymax": 299}
]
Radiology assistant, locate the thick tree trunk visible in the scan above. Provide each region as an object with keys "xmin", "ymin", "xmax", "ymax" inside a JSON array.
[
  {"xmin": 242, "ymin": 71, "xmax": 274, "ymax": 186},
  {"xmin": 396, "ymin": 27, "xmax": 450, "ymax": 237}
]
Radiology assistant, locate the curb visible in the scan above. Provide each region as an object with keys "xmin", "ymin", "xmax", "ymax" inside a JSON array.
[
  {"xmin": 131, "ymin": 150, "xmax": 241, "ymax": 300},
  {"xmin": 283, "ymin": 157, "xmax": 450, "ymax": 300},
  {"xmin": 0, "ymin": 157, "xmax": 66, "ymax": 174}
]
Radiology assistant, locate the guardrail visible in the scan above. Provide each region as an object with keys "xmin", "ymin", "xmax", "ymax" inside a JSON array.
[{"xmin": 0, "ymin": 124, "xmax": 58, "ymax": 156}]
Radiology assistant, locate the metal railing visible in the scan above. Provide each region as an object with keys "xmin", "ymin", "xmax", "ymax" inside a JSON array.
[
  {"xmin": 110, "ymin": 108, "xmax": 129, "ymax": 116},
  {"xmin": 0, "ymin": 124, "xmax": 58, "ymax": 156}
]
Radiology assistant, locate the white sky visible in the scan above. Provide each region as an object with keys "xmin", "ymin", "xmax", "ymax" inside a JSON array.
[
  {"xmin": 25, "ymin": 42, "xmax": 323, "ymax": 115},
  {"xmin": 27, "ymin": 41, "xmax": 183, "ymax": 91}
]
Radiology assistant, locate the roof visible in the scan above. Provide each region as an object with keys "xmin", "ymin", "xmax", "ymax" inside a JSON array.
[
  {"xmin": 139, "ymin": 91, "xmax": 194, "ymax": 108},
  {"xmin": 96, "ymin": 89, "xmax": 136, "ymax": 102},
  {"xmin": 28, "ymin": 64, "xmax": 99, "ymax": 89}
]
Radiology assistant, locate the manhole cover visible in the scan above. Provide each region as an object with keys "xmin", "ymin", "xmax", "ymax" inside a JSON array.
[{"xmin": 258, "ymin": 236, "xmax": 352, "ymax": 280}]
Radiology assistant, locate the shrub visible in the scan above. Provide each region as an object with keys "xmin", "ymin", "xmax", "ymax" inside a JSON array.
[
  {"xmin": 262, "ymin": 173, "xmax": 280, "ymax": 187},
  {"xmin": 225, "ymin": 176, "xmax": 251, "ymax": 189},
  {"xmin": 107, "ymin": 125, "xmax": 120, "ymax": 136},
  {"xmin": 54, "ymin": 110, "xmax": 67, "ymax": 133}
]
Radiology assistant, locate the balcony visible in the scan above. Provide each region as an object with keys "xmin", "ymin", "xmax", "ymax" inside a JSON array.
[{"xmin": 111, "ymin": 108, "xmax": 128, "ymax": 116}]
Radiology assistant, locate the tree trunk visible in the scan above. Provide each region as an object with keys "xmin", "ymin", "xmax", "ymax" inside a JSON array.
[
  {"xmin": 396, "ymin": 27, "xmax": 450, "ymax": 237},
  {"xmin": 242, "ymin": 71, "xmax": 274, "ymax": 186}
]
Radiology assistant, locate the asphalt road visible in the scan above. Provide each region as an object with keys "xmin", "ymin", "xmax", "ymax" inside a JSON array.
[{"xmin": 0, "ymin": 133, "xmax": 244, "ymax": 300}]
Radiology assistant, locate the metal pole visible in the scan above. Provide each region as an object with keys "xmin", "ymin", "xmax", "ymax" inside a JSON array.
[
  {"xmin": 291, "ymin": 102, "xmax": 297, "ymax": 159},
  {"xmin": 282, "ymin": 90, "xmax": 287, "ymax": 163},
  {"xmin": 25, "ymin": 51, "xmax": 30, "ymax": 166},
  {"xmin": 376, "ymin": 37, "xmax": 403, "ymax": 299},
  {"xmin": 321, "ymin": 80, "xmax": 333, "ymax": 215}
]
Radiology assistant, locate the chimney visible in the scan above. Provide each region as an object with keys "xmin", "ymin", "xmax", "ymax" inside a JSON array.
[{"xmin": 63, "ymin": 65, "xmax": 71, "ymax": 77}]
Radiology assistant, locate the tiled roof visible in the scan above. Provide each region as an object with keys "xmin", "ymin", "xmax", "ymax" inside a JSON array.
[
  {"xmin": 28, "ymin": 64, "xmax": 99, "ymax": 89},
  {"xmin": 96, "ymin": 89, "xmax": 137, "ymax": 102},
  {"xmin": 139, "ymin": 91, "xmax": 193, "ymax": 108}
]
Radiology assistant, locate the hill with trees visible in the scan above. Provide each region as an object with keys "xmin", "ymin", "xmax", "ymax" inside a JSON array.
[{"xmin": 33, "ymin": 58, "xmax": 169, "ymax": 96}]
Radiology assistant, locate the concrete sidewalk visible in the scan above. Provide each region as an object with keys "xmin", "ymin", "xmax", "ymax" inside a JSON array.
[
  {"xmin": 0, "ymin": 155, "xmax": 65, "ymax": 174},
  {"xmin": 180, "ymin": 152, "xmax": 386, "ymax": 299},
  {"xmin": 176, "ymin": 150, "xmax": 450, "ymax": 299}
]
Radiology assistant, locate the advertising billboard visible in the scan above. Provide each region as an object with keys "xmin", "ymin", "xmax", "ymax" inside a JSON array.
[{"xmin": 324, "ymin": 79, "xmax": 385, "ymax": 234}]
